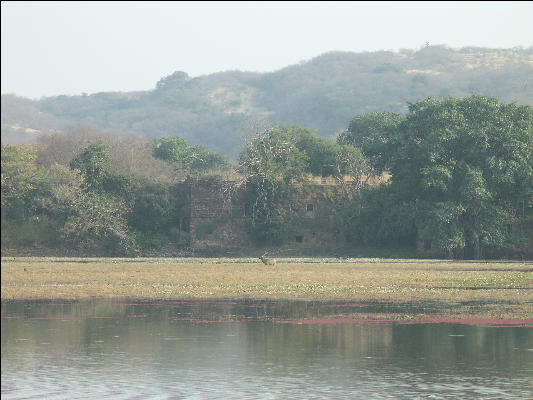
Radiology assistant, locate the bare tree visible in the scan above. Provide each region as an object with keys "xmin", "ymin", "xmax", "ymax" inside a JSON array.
[{"xmin": 332, "ymin": 145, "xmax": 371, "ymax": 203}]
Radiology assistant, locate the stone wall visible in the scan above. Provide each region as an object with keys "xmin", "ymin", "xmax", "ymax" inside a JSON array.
[
  {"xmin": 286, "ymin": 184, "xmax": 347, "ymax": 250},
  {"xmin": 187, "ymin": 177, "xmax": 349, "ymax": 253},
  {"xmin": 187, "ymin": 177, "xmax": 252, "ymax": 252}
]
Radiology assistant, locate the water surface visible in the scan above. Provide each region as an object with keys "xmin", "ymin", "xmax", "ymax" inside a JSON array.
[{"xmin": 2, "ymin": 299, "xmax": 532, "ymax": 399}]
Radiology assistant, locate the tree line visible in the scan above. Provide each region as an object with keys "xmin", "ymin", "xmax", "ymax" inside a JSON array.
[{"xmin": 2, "ymin": 95, "xmax": 532, "ymax": 258}]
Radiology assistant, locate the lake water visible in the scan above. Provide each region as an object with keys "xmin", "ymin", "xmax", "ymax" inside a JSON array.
[{"xmin": 2, "ymin": 299, "xmax": 532, "ymax": 399}]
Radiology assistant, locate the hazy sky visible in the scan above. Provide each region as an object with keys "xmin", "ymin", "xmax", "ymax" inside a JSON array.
[{"xmin": 2, "ymin": 1, "xmax": 533, "ymax": 99}]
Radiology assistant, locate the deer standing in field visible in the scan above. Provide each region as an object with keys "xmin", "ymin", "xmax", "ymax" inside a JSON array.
[{"xmin": 259, "ymin": 255, "xmax": 276, "ymax": 265}]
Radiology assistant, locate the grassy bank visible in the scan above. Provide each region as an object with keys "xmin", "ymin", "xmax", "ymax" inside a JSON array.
[{"xmin": 2, "ymin": 257, "xmax": 532, "ymax": 319}]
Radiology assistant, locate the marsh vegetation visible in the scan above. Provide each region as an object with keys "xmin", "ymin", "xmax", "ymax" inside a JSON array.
[{"xmin": 2, "ymin": 257, "xmax": 532, "ymax": 319}]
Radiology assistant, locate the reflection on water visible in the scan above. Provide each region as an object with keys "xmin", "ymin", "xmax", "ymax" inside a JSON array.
[{"xmin": 2, "ymin": 299, "xmax": 532, "ymax": 399}]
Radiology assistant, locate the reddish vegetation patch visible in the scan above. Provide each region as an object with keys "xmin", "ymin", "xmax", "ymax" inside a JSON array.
[
  {"xmin": 277, "ymin": 317, "xmax": 533, "ymax": 327},
  {"xmin": 167, "ymin": 317, "xmax": 234, "ymax": 323},
  {"xmin": 397, "ymin": 317, "xmax": 533, "ymax": 327}
]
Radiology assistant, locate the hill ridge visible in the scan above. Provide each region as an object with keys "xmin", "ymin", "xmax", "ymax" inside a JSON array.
[{"xmin": 2, "ymin": 46, "xmax": 533, "ymax": 158}]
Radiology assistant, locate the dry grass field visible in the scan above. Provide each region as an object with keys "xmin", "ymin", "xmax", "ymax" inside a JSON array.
[{"xmin": 2, "ymin": 257, "xmax": 532, "ymax": 319}]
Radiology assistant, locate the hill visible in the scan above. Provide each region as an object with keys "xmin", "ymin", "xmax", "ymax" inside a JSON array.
[{"xmin": 2, "ymin": 45, "xmax": 533, "ymax": 159}]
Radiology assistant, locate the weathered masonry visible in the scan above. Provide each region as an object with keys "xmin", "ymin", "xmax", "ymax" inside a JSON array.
[
  {"xmin": 187, "ymin": 176, "xmax": 251, "ymax": 252},
  {"xmin": 184, "ymin": 175, "xmax": 533, "ymax": 258},
  {"xmin": 185, "ymin": 176, "xmax": 349, "ymax": 253}
]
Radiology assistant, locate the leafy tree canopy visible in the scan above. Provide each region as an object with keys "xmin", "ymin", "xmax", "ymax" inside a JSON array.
[
  {"xmin": 128, "ymin": 182, "xmax": 188, "ymax": 234},
  {"xmin": 69, "ymin": 139, "xmax": 132, "ymax": 196},
  {"xmin": 1, "ymin": 144, "xmax": 43, "ymax": 220},
  {"xmin": 69, "ymin": 139, "xmax": 112, "ymax": 190},
  {"xmin": 237, "ymin": 125, "xmax": 372, "ymax": 244},
  {"xmin": 290, "ymin": 125, "xmax": 339, "ymax": 177},
  {"xmin": 338, "ymin": 111, "xmax": 403, "ymax": 174},
  {"xmin": 153, "ymin": 136, "xmax": 231, "ymax": 171},
  {"xmin": 389, "ymin": 95, "xmax": 533, "ymax": 256},
  {"xmin": 267, "ymin": 125, "xmax": 371, "ymax": 201}
]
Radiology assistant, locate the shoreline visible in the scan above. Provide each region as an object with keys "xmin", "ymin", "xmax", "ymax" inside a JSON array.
[
  {"xmin": 3, "ymin": 296, "xmax": 533, "ymax": 326},
  {"xmin": 2, "ymin": 257, "xmax": 532, "ymax": 320}
]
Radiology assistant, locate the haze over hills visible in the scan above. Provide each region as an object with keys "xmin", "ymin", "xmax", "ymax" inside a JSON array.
[{"xmin": 2, "ymin": 45, "xmax": 533, "ymax": 159}]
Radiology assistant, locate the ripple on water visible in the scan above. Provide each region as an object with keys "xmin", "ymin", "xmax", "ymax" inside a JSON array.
[{"xmin": 1, "ymin": 299, "xmax": 532, "ymax": 399}]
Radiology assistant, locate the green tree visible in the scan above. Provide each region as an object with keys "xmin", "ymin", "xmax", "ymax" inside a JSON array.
[
  {"xmin": 338, "ymin": 111, "xmax": 403, "ymax": 174},
  {"xmin": 1, "ymin": 144, "xmax": 43, "ymax": 221},
  {"xmin": 287, "ymin": 125, "xmax": 372, "ymax": 202},
  {"xmin": 238, "ymin": 125, "xmax": 371, "ymax": 243},
  {"xmin": 153, "ymin": 137, "xmax": 231, "ymax": 172},
  {"xmin": 188, "ymin": 144, "xmax": 231, "ymax": 171},
  {"xmin": 128, "ymin": 182, "xmax": 188, "ymax": 234},
  {"xmin": 153, "ymin": 137, "xmax": 189, "ymax": 165},
  {"xmin": 69, "ymin": 139, "xmax": 132, "ymax": 197},
  {"xmin": 69, "ymin": 139, "xmax": 111, "ymax": 191},
  {"xmin": 60, "ymin": 192, "xmax": 135, "ymax": 255},
  {"xmin": 34, "ymin": 164, "xmax": 86, "ymax": 224},
  {"xmin": 35, "ymin": 164, "xmax": 136, "ymax": 255},
  {"xmin": 388, "ymin": 95, "xmax": 533, "ymax": 258},
  {"xmin": 129, "ymin": 183, "xmax": 173, "ymax": 233},
  {"xmin": 339, "ymin": 184, "xmax": 416, "ymax": 248},
  {"xmin": 290, "ymin": 125, "xmax": 339, "ymax": 177}
]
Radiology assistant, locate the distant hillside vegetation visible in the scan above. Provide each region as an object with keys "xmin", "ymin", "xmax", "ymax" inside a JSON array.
[{"xmin": 2, "ymin": 45, "xmax": 533, "ymax": 159}]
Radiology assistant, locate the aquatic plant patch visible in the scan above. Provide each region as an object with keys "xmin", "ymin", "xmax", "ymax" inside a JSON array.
[{"xmin": 2, "ymin": 258, "xmax": 532, "ymax": 320}]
